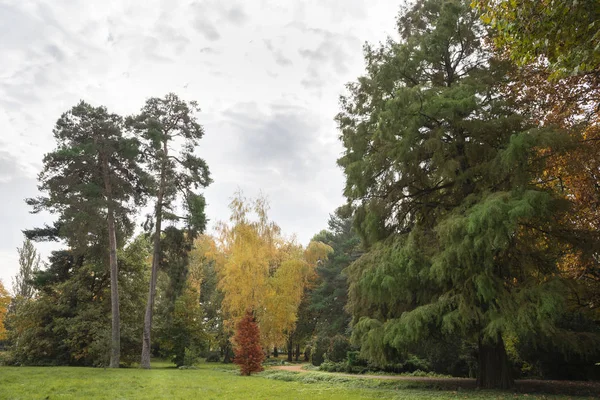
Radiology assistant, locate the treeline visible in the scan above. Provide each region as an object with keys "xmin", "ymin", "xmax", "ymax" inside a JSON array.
[{"xmin": 1, "ymin": 0, "xmax": 599, "ymax": 390}]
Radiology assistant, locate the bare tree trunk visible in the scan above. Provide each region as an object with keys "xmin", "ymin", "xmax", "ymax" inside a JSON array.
[
  {"xmin": 295, "ymin": 343, "xmax": 300, "ymax": 362},
  {"xmin": 477, "ymin": 334, "xmax": 513, "ymax": 389},
  {"xmin": 141, "ymin": 141, "xmax": 168, "ymax": 369},
  {"xmin": 223, "ymin": 342, "xmax": 233, "ymax": 364},
  {"xmin": 273, "ymin": 345, "xmax": 278, "ymax": 358},
  {"xmin": 103, "ymin": 158, "xmax": 120, "ymax": 368}
]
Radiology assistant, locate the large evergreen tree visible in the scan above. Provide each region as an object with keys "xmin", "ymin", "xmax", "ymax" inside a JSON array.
[
  {"xmin": 126, "ymin": 93, "xmax": 211, "ymax": 369},
  {"xmin": 27, "ymin": 101, "xmax": 148, "ymax": 367},
  {"xmin": 337, "ymin": 0, "xmax": 600, "ymax": 389}
]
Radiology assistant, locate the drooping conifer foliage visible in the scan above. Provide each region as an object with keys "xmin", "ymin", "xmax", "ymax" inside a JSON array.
[{"xmin": 337, "ymin": 0, "xmax": 600, "ymax": 389}]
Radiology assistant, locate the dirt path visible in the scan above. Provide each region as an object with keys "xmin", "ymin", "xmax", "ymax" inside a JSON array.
[{"xmin": 271, "ymin": 364, "xmax": 600, "ymax": 396}]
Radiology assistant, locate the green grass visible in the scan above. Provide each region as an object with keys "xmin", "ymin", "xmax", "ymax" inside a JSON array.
[{"xmin": 0, "ymin": 361, "xmax": 596, "ymax": 400}]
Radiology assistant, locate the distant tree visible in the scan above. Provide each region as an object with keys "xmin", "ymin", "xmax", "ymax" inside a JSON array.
[
  {"xmin": 211, "ymin": 193, "xmax": 331, "ymax": 350},
  {"xmin": 192, "ymin": 235, "xmax": 232, "ymax": 362},
  {"xmin": 233, "ymin": 310, "xmax": 264, "ymax": 376},
  {"xmin": 0, "ymin": 281, "xmax": 10, "ymax": 340},
  {"xmin": 310, "ymin": 213, "xmax": 361, "ymax": 338},
  {"xmin": 28, "ymin": 101, "xmax": 148, "ymax": 367},
  {"xmin": 154, "ymin": 227, "xmax": 208, "ymax": 367},
  {"xmin": 475, "ymin": 0, "xmax": 600, "ymax": 78},
  {"xmin": 127, "ymin": 93, "xmax": 211, "ymax": 369},
  {"xmin": 13, "ymin": 239, "xmax": 41, "ymax": 300},
  {"xmin": 7, "ymin": 238, "xmax": 149, "ymax": 367}
]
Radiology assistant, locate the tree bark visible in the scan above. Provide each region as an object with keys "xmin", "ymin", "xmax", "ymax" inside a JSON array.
[
  {"xmin": 273, "ymin": 345, "xmax": 278, "ymax": 358},
  {"xmin": 223, "ymin": 344, "xmax": 232, "ymax": 364},
  {"xmin": 295, "ymin": 343, "xmax": 300, "ymax": 362},
  {"xmin": 477, "ymin": 334, "xmax": 513, "ymax": 389},
  {"xmin": 103, "ymin": 157, "xmax": 120, "ymax": 368},
  {"xmin": 141, "ymin": 141, "xmax": 168, "ymax": 369},
  {"xmin": 287, "ymin": 337, "xmax": 293, "ymax": 362}
]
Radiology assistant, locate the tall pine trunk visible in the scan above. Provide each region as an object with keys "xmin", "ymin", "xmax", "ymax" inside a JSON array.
[
  {"xmin": 477, "ymin": 334, "xmax": 513, "ymax": 389},
  {"xmin": 141, "ymin": 143, "xmax": 167, "ymax": 369},
  {"xmin": 103, "ymin": 158, "xmax": 120, "ymax": 368}
]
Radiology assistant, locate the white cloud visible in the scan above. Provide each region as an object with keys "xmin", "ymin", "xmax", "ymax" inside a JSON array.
[{"xmin": 0, "ymin": 0, "xmax": 401, "ymax": 285}]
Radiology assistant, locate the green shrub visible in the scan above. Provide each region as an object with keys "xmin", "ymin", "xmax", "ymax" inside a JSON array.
[
  {"xmin": 183, "ymin": 346, "xmax": 202, "ymax": 366},
  {"xmin": 327, "ymin": 335, "xmax": 350, "ymax": 363},
  {"xmin": 402, "ymin": 355, "xmax": 430, "ymax": 373},
  {"xmin": 204, "ymin": 351, "xmax": 221, "ymax": 363},
  {"xmin": 319, "ymin": 360, "xmax": 368, "ymax": 374},
  {"xmin": 310, "ymin": 336, "xmax": 330, "ymax": 366}
]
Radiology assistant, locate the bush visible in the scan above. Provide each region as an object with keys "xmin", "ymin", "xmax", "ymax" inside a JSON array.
[
  {"xmin": 327, "ymin": 335, "xmax": 350, "ymax": 363},
  {"xmin": 402, "ymin": 355, "xmax": 430, "ymax": 373},
  {"xmin": 183, "ymin": 346, "xmax": 202, "ymax": 366},
  {"xmin": 319, "ymin": 360, "xmax": 369, "ymax": 374},
  {"xmin": 303, "ymin": 345, "xmax": 312, "ymax": 362},
  {"xmin": 262, "ymin": 358, "xmax": 285, "ymax": 366},
  {"xmin": 310, "ymin": 336, "xmax": 330, "ymax": 366},
  {"xmin": 205, "ymin": 352, "xmax": 221, "ymax": 363}
]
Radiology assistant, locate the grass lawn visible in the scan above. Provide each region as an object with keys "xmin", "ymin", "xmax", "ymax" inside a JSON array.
[{"xmin": 0, "ymin": 360, "xmax": 597, "ymax": 400}]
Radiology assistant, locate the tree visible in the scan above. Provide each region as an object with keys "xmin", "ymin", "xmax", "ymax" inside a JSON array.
[
  {"xmin": 208, "ymin": 193, "xmax": 331, "ymax": 351},
  {"xmin": 0, "ymin": 281, "xmax": 10, "ymax": 340},
  {"xmin": 127, "ymin": 93, "xmax": 211, "ymax": 369},
  {"xmin": 153, "ymin": 227, "xmax": 208, "ymax": 366},
  {"xmin": 310, "ymin": 213, "xmax": 361, "ymax": 338},
  {"xmin": 474, "ymin": 0, "xmax": 600, "ymax": 77},
  {"xmin": 233, "ymin": 310, "xmax": 264, "ymax": 375},
  {"xmin": 286, "ymin": 212, "xmax": 361, "ymax": 362},
  {"xmin": 27, "ymin": 101, "xmax": 148, "ymax": 367},
  {"xmin": 192, "ymin": 235, "xmax": 231, "ymax": 362},
  {"xmin": 501, "ymin": 64, "xmax": 600, "ymax": 320},
  {"xmin": 7, "ymin": 237, "xmax": 149, "ymax": 366},
  {"xmin": 337, "ymin": 0, "xmax": 600, "ymax": 389},
  {"xmin": 13, "ymin": 239, "xmax": 41, "ymax": 300}
]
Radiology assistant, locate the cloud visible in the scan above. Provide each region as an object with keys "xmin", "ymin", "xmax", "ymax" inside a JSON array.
[
  {"xmin": 198, "ymin": 100, "xmax": 345, "ymax": 245},
  {"xmin": 264, "ymin": 40, "xmax": 293, "ymax": 67},
  {"xmin": 288, "ymin": 25, "xmax": 361, "ymax": 91},
  {"xmin": 0, "ymin": 151, "xmax": 23, "ymax": 184},
  {"xmin": 190, "ymin": 2, "xmax": 248, "ymax": 42},
  {"xmin": 221, "ymin": 102, "xmax": 329, "ymax": 181},
  {"xmin": 0, "ymin": 0, "xmax": 400, "ymax": 285},
  {"xmin": 193, "ymin": 18, "xmax": 221, "ymax": 41},
  {"xmin": 224, "ymin": 7, "xmax": 247, "ymax": 25}
]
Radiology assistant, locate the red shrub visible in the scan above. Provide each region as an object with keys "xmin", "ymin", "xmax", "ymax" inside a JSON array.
[{"xmin": 233, "ymin": 310, "xmax": 265, "ymax": 375}]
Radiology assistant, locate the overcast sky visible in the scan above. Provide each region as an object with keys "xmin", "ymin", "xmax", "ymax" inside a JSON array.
[{"xmin": 0, "ymin": 0, "xmax": 401, "ymax": 288}]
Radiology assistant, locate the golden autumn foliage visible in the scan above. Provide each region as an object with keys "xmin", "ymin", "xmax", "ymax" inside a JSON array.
[
  {"xmin": 195, "ymin": 192, "xmax": 332, "ymax": 348},
  {"xmin": 504, "ymin": 64, "xmax": 600, "ymax": 314},
  {"xmin": 0, "ymin": 280, "xmax": 11, "ymax": 340}
]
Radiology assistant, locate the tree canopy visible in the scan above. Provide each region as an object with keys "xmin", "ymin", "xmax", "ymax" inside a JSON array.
[
  {"xmin": 474, "ymin": 0, "xmax": 600, "ymax": 78},
  {"xmin": 337, "ymin": 0, "xmax": 600, "ymax": 389}
]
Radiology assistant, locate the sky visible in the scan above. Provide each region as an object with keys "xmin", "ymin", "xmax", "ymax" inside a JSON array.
[{"xmin": 0, "ymin": 0, "xmax": 401, "ymax": 289}]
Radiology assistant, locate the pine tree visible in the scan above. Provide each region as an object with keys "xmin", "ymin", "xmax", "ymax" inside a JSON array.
[
  {"xmin": 233, "ymin": 310, "xmax": 264, "ymax": 376},
  {"xmin": 338, "ymin": 0, "xmax": 600, "ymax": 389},
  {"xmin": 27, "ymin": 101, "xmax": 148, "ymax": 367},
  {"xmin": 127, "ymin": 93, "xmax": 211, "ymax": 369}
]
